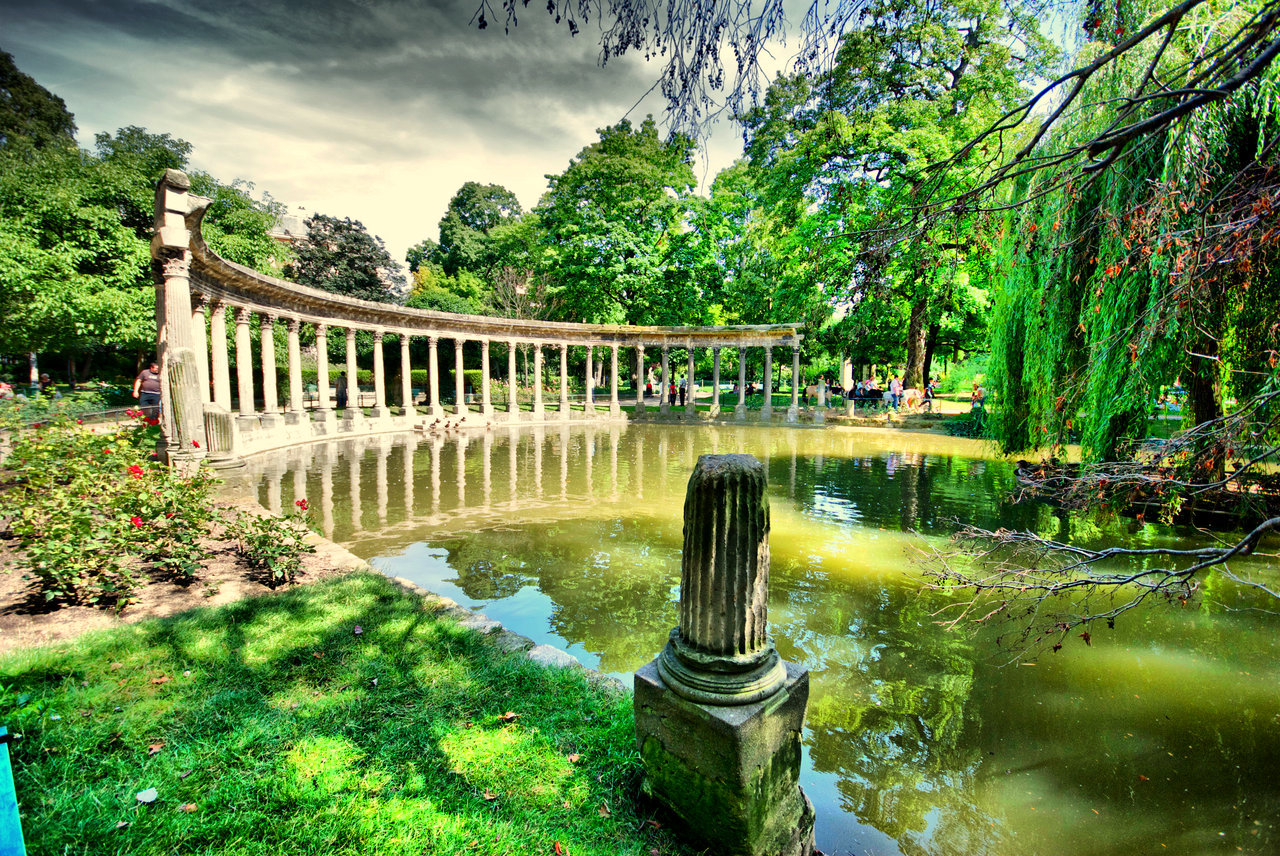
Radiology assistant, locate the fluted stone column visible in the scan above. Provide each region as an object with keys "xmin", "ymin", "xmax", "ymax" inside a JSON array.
[
  {"xmin": 191, "ymin": 295, "xmax": 211, "ymax": 405},
  {"xmin": 428, "ymin": 336, "xmax": 444, "ymax": 418},
  {"xmin": 454, "ymin": 338, "xmax": 468, "ymax": 416},
  {"xmin": 584, "ymin": 346, "xmax": 595, "ymax": 413},
  {"xmin": 371, "ymin": 331, "xmax": 387, "ymax": 418},
  {"xmin": 259, "ymin": 313, "xmax": 281, "ymax": 427},
  {"xmin": 685, "ymin": 347, "xmax": 697, "ymax": 417},
  {"xmin": 813, "ymin": 375, "xmax": 826, "ymax": 425},
  {"xmin": 400, "ymin": 333, "xmax": 413, "ymax": 416},
  {"xmin": 635, "ymin": 454, "xmax": 813, "ymax": 856},
  {"xmin": 315, "ymin": 323, "xmax": 333, "ymax": 421},
  {"xmin": 481, "ymin": 338, "xmax": 493, "ymax": 417},
  {"xmin": 507, "ymin": 340, "xmax": 519, "ymax": 417},
  {"xmin": 532, "ymin": 344, "xmax": 545, "ymax": 417},
  {"xmin": 210, "ymin": 301, "xmax": 232, "ymax": 409},
  {"xmin": 234, "ymin": 307, "xmax": 256, "ymax": 424},
  {"xmin": 610, "ymin": 345, "xmax": 621, "ymax": 416},
  {"xmin": 660, "ymin": 347, "xmax": 671, "ymax": 413},
  {"xmin": 286, "ymin": 318, "xmax": 304, "ymax": 424},
  {"xmin": 558, "ymin": 342, "xmax": 569, "ymax": 416},
  {"xmin": 710, "ymin": 347, "xmax": 721, "ymax": 418},
  {"xmin": 344, "ymin": 327, "xmax": 360, "ymax": 423},
  {"xmin": 787, "ymin": 344, "xmax": 801, "ymax": 423},
  {"xmin": 635, "ymin": 345, "xmax": 646, "ymax": 413},
  {"xmin": 736, "ymin": 347, "xmax": 748, "ymax": 420},
  {"xmin": 762, "ymin": 347, "xmax": 773, "ymax": 420}
]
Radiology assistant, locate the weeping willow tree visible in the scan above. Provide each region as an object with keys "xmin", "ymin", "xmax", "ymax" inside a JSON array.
[{"xmin": 987, "ymin": 0, "xmax": 1280, "ymax": 463}]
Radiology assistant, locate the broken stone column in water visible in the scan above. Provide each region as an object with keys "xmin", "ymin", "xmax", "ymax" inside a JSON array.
[{"xmin": 635, "ymin": 453, "xmax": 814, "ymax": 856}]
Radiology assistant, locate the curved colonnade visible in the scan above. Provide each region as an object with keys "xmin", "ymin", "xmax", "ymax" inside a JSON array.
[{"xmin": 151, "ymin": 169, "xmax": 802, "ymax": 467}]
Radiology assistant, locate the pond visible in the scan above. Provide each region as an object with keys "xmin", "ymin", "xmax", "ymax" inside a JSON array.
[{"xmin": 231, "ymin": 423, "xmax": 1280, "ymax": 856}]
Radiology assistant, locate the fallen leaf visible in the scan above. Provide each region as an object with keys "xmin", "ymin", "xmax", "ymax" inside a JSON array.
[
  {"xmin": 1138, "ymin": 775, "xmax": 1149, "ymax": 782},
  {"xmin": 178, "ymin": 770, "xmax": 193, "ymax": 779},
  {"xmin": 311, "ymin": 652, "xmax": 324, "ymax": 659},
  {"xmin": 116, "ymin": 820, "xmax": 130, "ymax": 830},
  {"xmin": 554, "ymin": 842, "xmax": 564, "ymax": 855},
  {"xmin": 567, "ymin": 753, "xmax": 581, "ymax": 763},
  {"xmin": 499, "ymin": 711, "xmax": 521, "ymax": 723},
  {"xmin": 147, "ymin": 742, "xmax": 164, "ymax": 756},
  {"xmin": 110, "ymin": 662, "xmax": 123, "ymax": 671},
  {"xmin": 353, "ymin": 625, "xmax": 363, "ymax": 635},
  {"xmin": 178, "ymin": 803, "xmax": 198, "ymax": 813},
  {"xmin": 597, "ymin": 801, "xmax": 611, "ymax": 818},
  {"xmin": 136, "ymin": 788, "xmax": 158, "ymax": 803},
  {"xmin": 562, "ymin": 799, "xmax": 572, "ymax": 809},
  {"xmin": 483, "ymin": 788, "xmax": 498, "ymax": 801},
  {"xmin": 151, "ymin": 676, "xmax": 171, "ymax": 685},
  {"xmin": 646, "ymin": 819, "xmax": 662, "ymax": 830}
]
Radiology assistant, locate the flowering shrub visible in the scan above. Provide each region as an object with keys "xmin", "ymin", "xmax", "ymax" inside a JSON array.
[
  {"xmin": 3, "ymin": 413, "xmax": 217, "ymax": 604},
  {"xmin": 229, "ymin": 502, "xmax": 315, "ymax": 587}
]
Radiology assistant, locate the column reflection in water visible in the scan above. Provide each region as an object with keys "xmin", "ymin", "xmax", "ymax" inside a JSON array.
[
  {"xmin": 559, "ymin": 424, "xmax": 570, "ymax": 499},
  {"xmin": 320, "ymin": 444, "xmax": 335, "ymax": 539},
  {"xmin": 584, "ymin": 426, "xmax": 595, "ymax": 500},
  {"xmin": 533, "ymin": 425, "xmax": 545, "ymax": 497},
  {"xmin": 609, "ymin": 425, "xmax": 620, "ymax": 501},
  {"xmin": 402, "ymin": 438, "xmax": 415, "ymax": 518},
  {"xmin": 507, "ymin": 427, "xmax": 519, "ymax": 506},
  {"xmin": 376, "ymin": 437, "xmax": 390, "ymax": 526},
  {"xmin": 292, "ymin": 462, "xmax": 306, "ymax": 514},
  {"xmin": 633, "ymin": 432, "xmax": 645, "ymax": 500},
  {"xmin": 430, "ymin": 436, "xmax": 443, "ymax": 515},
  {"xmin": 482, "ymin": 432, "xmax": 493, "ymax": 508},
  {"xmin": 456, "ymin": 434, "xmax": 468, "ymax": 508},
  {"xmin": 348, "ymin": 442, "xmax": 363, "ymax": 533},
  {"xmin": 265, "ymin": 461, "xmax": 283, "ymax": 515}
]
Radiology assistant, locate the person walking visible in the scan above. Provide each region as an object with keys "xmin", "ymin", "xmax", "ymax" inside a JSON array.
[
  {"xmin": 132, "ymin": 361, "xmax": 162, "ymax": 417},
  {"xmin": 336, "ymin": 371, "xmax": 348, "ymax": 410},
  {"xmin": 678, "ymin": 377, "xmax": 687, "ymax": 407},
  {"xmin": 889, "ymin": 375, "xmax": 903, "ymax": 410}
]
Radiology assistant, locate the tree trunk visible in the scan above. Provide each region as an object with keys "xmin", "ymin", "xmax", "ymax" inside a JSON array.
[
  {"xmin": 922, "ymin": 322, "xmax": 940, "ymax": 386},
  {"xmin": 904, "ymin": 296, "xmax": 928, "ymax": 388},
  {"xmin": 1184, "ymin": 340, "xmax": 1225, "ymax": 481}
]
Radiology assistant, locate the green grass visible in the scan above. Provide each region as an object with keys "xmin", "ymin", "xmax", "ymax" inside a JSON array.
[{"xmin": 0, "ymin": 573, "xmax": 691, "ymax": 856}]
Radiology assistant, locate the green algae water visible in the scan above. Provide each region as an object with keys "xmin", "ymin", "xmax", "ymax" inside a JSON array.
[{"xmin": 232, "ymin": 423, "xmax": 1280, "ymax": 856}]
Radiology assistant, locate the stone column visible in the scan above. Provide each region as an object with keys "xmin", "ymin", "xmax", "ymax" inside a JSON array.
[
  {"xmin": 660, "ymin": 347, "xmax": 671, "ymax": 413},
  {"xmin": 259, "ymin": 313, "xmax": 281, "ymax": 426},
  {"xmin": 736, "ymin": 347, "xmax": 748, "ymax": 420},
  {"xmin": 480, "ymin": 338, "xmax": 493, "ymax": 417},
  {"xmin": 814, "ymin": 375, "xmax": 826, "ymax": 425},
  {"xmin": 787, "ymin": 344, "xmax": 801, "ymax": 423},
  {"xmin": 610, "ymin": 345, "xmax": 621, "ymax": 416},
  {"xmin": 234, "ymin": 307, "xmax": 256, "ymax": 423},
  {"xmin": 507, "ymin": 340, "xmax": 519, "ymax": 417},
  {"xmin": 344, "ymin": 327, "xmax": 360, "ymax": 423},
  {"xmin": 400, "ymin": 333, "xmax": 413, "ymax": 417},
  {"xmin": 454, "ymin": 338, "xmax": 468, "ymax": 415},
  {"xmin": 635, "ymin": 454, "xmax": 813, "ymax": 856},
  {"xmin": 558, "ymin": 342, "xmax": 570, "ymax": 416},
  {"xmin": 315, "ymin": 323, "xmax": 332, "ymax": 418},
  {"xmin": 762, "ymin": 347, "xmax": 773, "ymax": 420},
  {"xmin": 286, "ymin": 317, "xmax": 304, "ymax": 423},
  {"xmin": 191, "ymin": 295, "xmax": 211, "ymax": 405},
  {"xmin": 210, "ymin": 301, "xmax": 232, "ymax": 409},
  {"xmin": 710, "ymin": 347, "xmax": 721, "ymax": 418},
  {"xmin": 685, "ymin": 347, "xmax": 697, "ymax": 417},
  {"xmin": 532, "ymin": 344, "xmax": 545, "ymax": 417},
  {"xmin": 584, "ymin": 346, "xmax": 595, "ymax": 413},
  {"xmin": 428, "ymin": 336, "xmax": 444, "ymax": 418},
  {"xmin": 371, "ymin": 330, "xmax": 387, "ymax": 418},
  {"xmin": 635, "ymin": 345, "xmax": 646, "ymax": 413}
]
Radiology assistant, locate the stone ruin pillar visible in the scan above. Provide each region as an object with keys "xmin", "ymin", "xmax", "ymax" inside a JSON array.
[{"xmin": 635, "ymin": 454, "xmax": 814, "ymax": 856}]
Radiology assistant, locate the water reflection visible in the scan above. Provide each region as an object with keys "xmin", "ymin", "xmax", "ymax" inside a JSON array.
[{"xmin": 226, "ymin": 424, "xmax": 1280, "ymax": 856}]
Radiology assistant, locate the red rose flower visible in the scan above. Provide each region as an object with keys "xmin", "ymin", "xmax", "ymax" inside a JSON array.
[
  {"xmin": 295, "ymin": 499, "xmax": 309, "ymax": 511},
  {"xmin": 192, "ymin": 440, "xmax": 200, "ymax": 448},
  {"xmin": 130, "ymin": 516, "xmax": 143, "ymax": 528},
  {"xmin": 127, "ymin": 464, "xmax": 145, "ymax": 479}
]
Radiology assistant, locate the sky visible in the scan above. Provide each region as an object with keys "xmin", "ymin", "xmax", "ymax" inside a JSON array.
[{"xmin": 0, "ymin": 0, "xmax": 752, "ymax": 267}]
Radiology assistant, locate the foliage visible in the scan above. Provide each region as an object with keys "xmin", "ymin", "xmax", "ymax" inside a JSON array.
[
  {"xmin": 0, "ymin": 48, "xmax": 76, "ymax": 148},
  {"xmin": 2, "ymin": 416, "xmax": 217, "ymax": 603},
  {"xmin": 535, "ymin": 117, "xmax": 703, "ymax": 326},
  {"xmin": 0, "ymin": 573, "xmax": 693, "ymax": 856},
  {"xmin": 433, "ymin": 181, "xmax": 524, "ymax": 278},
  {"xmin": 288, "ymin": 213, "xmax": 403, "ymax": 303},
  {"xmin": 229, "ymin": 503, "xmax": 315, "ymax": 586},
  {"xmin": 0, "ymin": 387, "xmax": 129, "ymax": 430},
  {"xmin": 942, "ymin": 410, "xmax": 986, "ymax": 438}
]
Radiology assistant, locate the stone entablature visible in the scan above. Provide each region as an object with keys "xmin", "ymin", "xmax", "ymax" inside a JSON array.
[{"xmin": 151, "ymin": 168, "xmax": 810, "ymax": 467}]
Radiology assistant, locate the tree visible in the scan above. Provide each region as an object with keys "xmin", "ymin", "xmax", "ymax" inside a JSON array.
[
  {"xmin": 535, "ymin": 117, "xmax": 704, "ymax": 325},
  {"xmin": 288, "ymin": 214, "xmax": 403, "ymax": 303},
  {"xmin": 0, "ymin": 49, "xmax": 76, "ymax": 148}
]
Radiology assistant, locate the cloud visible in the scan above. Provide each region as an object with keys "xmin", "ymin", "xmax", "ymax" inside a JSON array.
[{"xmin": 1, "ymin": 0, "xmax": 745, "ymax": 262}]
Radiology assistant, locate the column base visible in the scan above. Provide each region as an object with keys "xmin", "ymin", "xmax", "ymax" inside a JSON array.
[
  {"xmin": 635, "ymin": 401, "xmax": 647, "ymax": 414},
  {"xmin": 236, "ymin": 414, "xmax": 259, "ymax": 433},
  {"xmin": 284, "ymin": 411, "xmax": 304, "ymax": 426},
  {"xmin": 761, "ymin": 406, "xmax": 773, "ymax": 421},
  {"xmin": 431, "ymin": 405, "xmax": 447, "ymax": 419},
  {"xmin": 313, "ymin": 409, "xmax": 338, "ymax": 435},
  {"xmin": 635, "ymin": 659, "xmax": 815, "ymax": 856},
  {"xmin": 709, "ymin": 405, "xmax": 721, "ymax": 418},
  {"xmin": 482, "ymin": 404, "xmax": 495, "ymax": 419},
  {"xmin": 259, "ymin": 412, "xmax": 284, "ymax": 431},
  {"xmin": 812, "ymin": 410, "xmax": 825, "ymax": 425},
  {"xmin": 369, "ymin": 407, "xmax": 387, "ymax": 419},
  {"xmin": 660, "ymin": 402, "xmax": 670, "ymax": 414},
  {"xmin": 786, "ymin": 406, "xmax": 799, "ymax": 423},
  {"xmin": 610, "ymin": 402, "xmax": 622, "ymax": 417},
  {"xmin": 734, "ymin": 404, "xmax": 747, "ymax": 420}
]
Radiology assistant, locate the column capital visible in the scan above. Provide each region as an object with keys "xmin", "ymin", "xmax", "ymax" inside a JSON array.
[
  {"xmin": 400, "ymin": 331, "xmax": 412, "ymax": 344},
  {"xmin": 190, "ymin": 291, "xmax": 208, "ymax": 311},
  {"xmin": 286, "ymin": 316, "xmax": 301, "ymax": 334},
  {"xmin": 315, "ymin": 322, "xmax": 328, "ymax": 337},
  {"xmin": 428, "ymin": 334, "xmax": 439, "ymax": 347},
  {"xmin": 345, "ymin": 326, "xmax": 357, "ymax": 341},
  {"xmin": 259, "ymin": 311, "xmax": 277, "ymax": 324},
  {"xmin": 559, "ymin": 342, "xmax": 568, "ymax": 353},
  {"xmin": 373, "ymin": 330, "xmax": 384, "ymax": 344}
]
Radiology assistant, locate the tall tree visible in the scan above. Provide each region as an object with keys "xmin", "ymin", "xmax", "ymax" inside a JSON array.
[
  {"xmin": 289, "ymin": 214, "xmax": 403, "ymax": 303},
  {"xmin": 0, "ymin": 49, "xmax": 76, "ymax": 148}
]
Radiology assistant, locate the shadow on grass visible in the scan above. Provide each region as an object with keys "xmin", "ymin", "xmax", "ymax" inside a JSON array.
[{"xmin": 0, "ymin": 573, "xmax": 693, "ymax": 856}]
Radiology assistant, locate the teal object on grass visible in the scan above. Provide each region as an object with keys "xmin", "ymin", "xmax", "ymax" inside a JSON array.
[{"xmin": 0, "ymin": 727, "xmax": 24, "ymax": 856}]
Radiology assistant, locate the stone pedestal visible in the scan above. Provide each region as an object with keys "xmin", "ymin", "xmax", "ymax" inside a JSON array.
[
  {"xmin": 635, "ymin": 454, "xmax": 814, "ymax": 856},
  {"xmin": 202, "ymin": 404, "xmax": 244, "ymax": 469},
  {"xmin": 635, "ymin": 661, "xmax": 814, "ymax": 856},
  {"xmin": 735, "ymin": 403, "xmax": 748, "ymax": 420},
  {"xmin": 812, "ymin": 410, "xmax": 825, "ymax": 425},
  {"xmin": 786, "ymin": 406, "xmax": 799, "ymax": 423}
]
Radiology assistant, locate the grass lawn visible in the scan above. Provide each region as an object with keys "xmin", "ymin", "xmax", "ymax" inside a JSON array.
[{"xmin": 0, "ymin": 573, "xmax": 691, "ymax": 856}]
